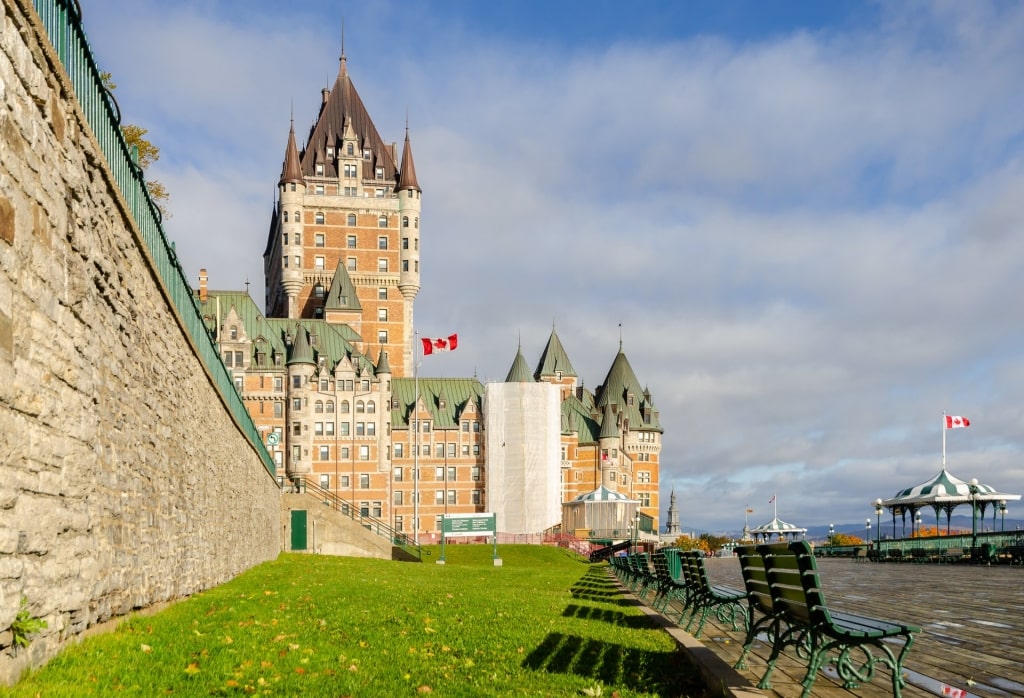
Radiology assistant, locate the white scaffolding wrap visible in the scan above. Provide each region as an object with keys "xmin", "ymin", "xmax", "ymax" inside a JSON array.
[{"xmin": 484, "ymin": 382, "xmax": 562, "ymax": 535}]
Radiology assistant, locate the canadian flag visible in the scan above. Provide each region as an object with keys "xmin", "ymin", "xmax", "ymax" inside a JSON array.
[
  {"xmin": 421, "ymin": 334, "xmax": 458, "ymax": 355},
  {"xmin": 945, "ymin": 415, "xmax": 970, "ymax": 429},
  {"xmin": 768, "ymin": 495, "xmax": 776, "ymax": 504}
]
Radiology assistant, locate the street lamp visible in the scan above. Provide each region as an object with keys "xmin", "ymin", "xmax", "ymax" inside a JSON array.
[
  {"xmin": 915, "ymin": 512, "xmax": 922, "ymax": 538},
  {"xmin": 1000, "ymin": 500, "xmax": 1007, "ymax": 532},
  {"xmin": 828, "ymin": 523, "xmax": 834, "ymax": 553},
  {"xmin": 865, "ymin": 518, "xmax": 871, "ymax": 557},
  {"xmin": 874, "ymin": 499, "xmax": 883, "ymax": 551},
  {"xmin": 968, "ymin": 478, "xmax": 980, "ymax": 553}
]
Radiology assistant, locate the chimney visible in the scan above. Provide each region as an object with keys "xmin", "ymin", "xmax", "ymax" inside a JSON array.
[
  {"xmin": 198, "ymin": 268, "xmax": 208, "ymax": 302},
  {"xmin": 321, "ymin": 88, "xmax": 330, "ymax": 105}
]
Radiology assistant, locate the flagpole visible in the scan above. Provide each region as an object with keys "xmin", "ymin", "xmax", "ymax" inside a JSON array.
[
  {"xmin": 413, "ymin": 331, "xmax": 420, "ymax": 545},
  {"xmin": 942, "ymin": 411, "xmax": 946, "ymax": 470},
  {"xmin": 773, "ymin": 493, "xmax": 778, "ymax": 521}
]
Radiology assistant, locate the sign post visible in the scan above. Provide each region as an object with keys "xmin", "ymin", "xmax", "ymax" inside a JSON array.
[{"xmin": 439, "ymin": 513, "xmax": 500, "ymax": 566}]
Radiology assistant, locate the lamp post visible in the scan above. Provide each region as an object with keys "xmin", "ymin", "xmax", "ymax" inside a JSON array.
[
  {"xmin": 1000, "ymin": 500, "xmax": 1007, "ymax": 532},
  {"xmin": 874, "ymin": 499, "xmax": 883, "ymax": 552},
  {"xmin": 915, "ymin": 512, "xmax": 922, "ymax": 538},
  {"xmin": 865, "ymin": 518, "xmax": 871, "ymax": 557},
  {"xmin": 968, "ymin": 478, "xmax": 980, "ymax": 553},
  {"xmin": 828, "ymin": 523, "xmax": 834, "ymax": 553}
]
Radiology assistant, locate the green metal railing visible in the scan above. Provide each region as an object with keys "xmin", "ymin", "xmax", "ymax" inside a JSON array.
[{"xmin": 30, "ymin": 0, "xmax": 275, "ymax": 477}]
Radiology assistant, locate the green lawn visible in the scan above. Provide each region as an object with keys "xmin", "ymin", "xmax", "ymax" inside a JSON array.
[{"xmin": 8, "ymin": 546, "xmax": 707, "ymax": 697}]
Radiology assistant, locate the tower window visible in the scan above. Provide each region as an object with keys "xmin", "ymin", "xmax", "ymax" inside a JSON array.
[
  {"xmin": 377, "ymin": 259, "xmax": 388, "ymax": 272},
  {"xmin": 378, "ymin": 308, "xmax": 388, "ymax": 321},
  {"xmin": 315, "ymin": 212, "xmax": 325, "ymax": 224},
  {"xmin": 377, "ymin": 215, "xmax": 387, "ymax": 228},
  {"xmin": 402, "ymin": 216, "xmax": 409, "ymax": 228},
  {"xmin": 347, "ymin": 213, "xmax": 356, "ymax": 226},
  {"xmin": 377, "ymin": 287, "xmax": 387, "ymax": 300},
  {"xmin": 315, "ymin": 233, "xmax": 325, "ymax": 247},
  {"xmin": 414, "ymin": 217, "xmax": 419, "ymax": 229},
  {"xmin": 347, "ymin": 235, "xmax": 356, "ymax": 248},
  {"xmin": 347, "ymin": 143, "xmax": 354, "ymax": 155},
  {"xmin": 283, "ymin": 233, "xmax": 288, "ymax": 245},
  {"xmin": 378, "ymin": 330, "xmax": 388, "ymax": 343},
  {"xmin": 283, "ymin": 211, "xmax": 288, "ymax": 222},
  {"xmin": 378, "ymin": 236, "xmax": 388, "ymax": 250},
  {"xmin": 314, "ymin": 256, "xmax": 325, "ymax": 269},
  {"xmin": 347, "ymin": 257, "xmax": 356, "ymax": 271},
  {"xmin": 314, "ymin": 283, "xmax": 324, "ymax": 299}
]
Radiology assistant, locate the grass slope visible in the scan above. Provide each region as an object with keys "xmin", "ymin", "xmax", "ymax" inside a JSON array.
[{"xmin": 8, "ymin": 546, "xmax": 705, "ymax": 697}]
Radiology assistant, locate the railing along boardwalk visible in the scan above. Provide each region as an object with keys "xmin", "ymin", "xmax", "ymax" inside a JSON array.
[{"xmin": 667, "ymin": 556, "xmax": 1024, "ymax": 698}]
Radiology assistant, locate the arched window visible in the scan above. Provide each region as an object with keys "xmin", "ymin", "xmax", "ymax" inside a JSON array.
[
  {"xmin": 340, "ymin": 400, "xmax": 350, "ymax": 414},
  {"xmin": 230, "ymin": 326, "xmax": 238, "ymax": 340},
  {"xmin": 356, "ymin": 400, "xmax": 366, "ymax": 413},
  {"xmin": 283, "ymin": 211, "xmax": 289, "ymax": 222},
  {"xmin": 367, "ymin": 401, "xmax": 376, "ymax": 414},
  {"xmin": 402, "ymin": 216, "xmax": 409, "ymax": 228},
  {"xmin": 315, "ymin": 401, "xmax": 324, "ymax": 413},
  {"xmin": 293, "ymin": 210, "xmax": 299, "ymax": 221},
  {"xmin": 315, "ymin": 212, "xmax": 325, "ymax": 225},
  {"xmin": 326, "ymin": 400, "xmax": 335, "ymax": 413},
  {"xmin": 378, "ymin": 215, "xmax": 387, "ymax": 228},
  {"xmin": 414, "ymin": 217, "xmax": 419, "ymax": 229},
  {"xmin": 347, "ymin": 213, "xmax": 356, "ymax": 226}
]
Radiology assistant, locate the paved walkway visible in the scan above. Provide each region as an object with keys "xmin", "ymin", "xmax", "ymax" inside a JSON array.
[{"xmin": 626, "ymin": 556, "xmax": 1024, "ymax": 697}]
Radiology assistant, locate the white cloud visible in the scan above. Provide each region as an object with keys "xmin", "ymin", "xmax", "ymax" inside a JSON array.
[{"xmin": 80, "ymin": 0, "xmax": 1024, "ymax": 533}]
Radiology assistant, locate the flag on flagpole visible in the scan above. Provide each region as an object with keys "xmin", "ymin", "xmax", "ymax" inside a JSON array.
[
  {"xmin": 746, "ymin": 508, "xmax": 754, "ymax": 513},
  {"xmin": 944, "ymin": 415, "xmax": 970, "ymax": 429},
  {"xmin": 768, "ymin": 495, "xmax": 775, "ymax": 504},
  {"xmin": 421, "ymin": 334, "xmax": 458, "ymax": 355}
]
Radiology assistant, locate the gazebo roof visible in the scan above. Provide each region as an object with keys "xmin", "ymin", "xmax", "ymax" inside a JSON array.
[
  {"xmin": 571, "ymin": 486, "xmax": 636, "ymax": 503},
  {"xmin": 749, "ymin": 517, "xmax": 807, "ymax": 535},
  {"xmin": 883, "ymin": 468, "xmax": 1021, "ymax": 507}
]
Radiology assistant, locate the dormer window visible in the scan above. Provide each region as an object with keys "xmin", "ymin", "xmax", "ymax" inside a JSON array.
[
  {"xmin": 347, "ymin": 143, "xmax": 354, "ymax": 155},
  {"xmin": 326, "ymin": 146, "xmax": 334, "ymax": 157},
  {"xmin": 363, "ymin": 149, "xmax": 371, "ymax": 160},
  {"xmin": 375, "ymin": 167, "xmax": 384, "ymax": 180},
  {"xmin": 315, "ymin": 164, "xmax": 324, "ymax": 176}
]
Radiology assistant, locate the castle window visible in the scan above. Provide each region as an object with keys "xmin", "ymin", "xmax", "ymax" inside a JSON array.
[
  {"xmin": 375, "ymin": 188, "xmax": 385, "ymax": 197},
  {"xmin": 274, "ymin": 377, "xmax": 283, "ymax": 392},
  {"xmin": 325, "ymin": 421, "xmax": 334, "ymax": 435},
  {"xmin": 347, "ymin": 143, "xmax": 354, "ymax": 155},
  {"xmin": 314, "ymin": 256, "xmax": 325, "ymax": 270},
  {"xmin": 283, "ymin": 255, "xmax": 288, "ymax": 268},
  {"xmin": 414, "ymin": 261, "xmax": 419, "ymax": 272},
  {"xmin": 378, "ymin": 236, "xmax": 388, "ymax": 250},
  {"xmin": 378, "ymin": 259, "xmax": 388, "ymax": 272},
  {"xmin": 314, "ymin": 422, "xmax": 323, "ymax": 435},
  {"xmin": 378, "ymin": 287, "xmax": 387, "ymax": 300},
  {"xmin": 402, "ymin": 260, "xmax": 409, "ymax": 272},
  {"xmin": 315, "ymin": 212, "xmax": 325, "ymax": 225},
  {"xmin": 290, "ymin": 183, "xmax": 296, "ymax": 191},
  {"xmin": 273, "ymin": 402, "xmax": 283, "ymax": 418},
  {"xmin": 326, "ymin": 146, "xmax": 334, "ymax": 157},
  {"xmin": 378, "ymin": 330, "xmax": 388, "ymax": 343},
  {"xmin": 344, "ymin": 163, "xmax": 357, "ymax": 178},
  {"xmin": 367, "ymin": 422, "xmax": 376, "ymax": 436},
  {"xmin": 294, "ymin": 255, "xmax": 301, "ymax": 268},
  {"xmin": 347, "ymin": 213, "xmax": 356, "ymax": 226},
  {"xmin": 375, "ymin": 167, "xmax": 384, "ymax": 179},
  {"xmin": 414, "ymin": 217, "xmax": 419, "ymax": 229},
  {"xmin": 315, "ymin": 164, "xmax": 324, "ymax": 176},
  {"xmin": 292, "ymin": 421, "xmax": 301, "ymax": 436},
  {"xmin": 313, "ymin": 283, "xmax": 324, "ymax": 299},
  {"xmin": 294, "ymin": 233, "xmax": 301, "ymax": 245},
  {"xmin": 367, "ymin": 401, "xmax": 376, "ymax": 414},
  {"xmin": 315, "ymin": 401, "xmax": 323, "ymax": 413},
  {"xmin": 315, "ymin": 234, "xmax": 324, "ymax": 247},
  {"xmin": 230, "ymin": 326, "xmax": 238, "ymax": 340},
  {"xmin": 377, "ymin": 215, "xmax": 387, "ymax": 228},
  {"xmin": 315, "ymin": 185, "xmax": 324, "ymax": 195},
  {"xmin": 347, "ymin": 257, "xmax": 356, "ymax": 271},
  {"xmin": 363, "ymin": 149, "xmax": 371, "ymax": 160},
  {"xmin": 362, "ymin": 379, "xmax": 370, "ymax": 391},
  {"xmin": 326, "ymin": 400, "xmax": 334, "ymax": 413},
  {"xmin": 402, "ymin": 216, "xmax": 409, "ymax": 228},
  {"xmin": 378, "ymin": 308, "xmax": 388, "ymax": 321},
  {"xmin": 224, "ymin": 351, "xmax": 233, "ymax": 367},
  {"xmin": 314, "ymin": 307, "xmax": 323, "ymax": 318},
  {"xmin": 283, "ymin": 211, "xmax": 288, "ymax": 222},
  {"xmin": 402, "ymin": 237, "xmax": 409, "ymax": 249},
  {"xmin": 344, "ymin": 186, "xmax": 358, "ymax": 196},
  {"xmin": 283, "ymin": 233, "xmax": 288, "ymax": 245},
  {"xmin": 347, "ymin": 235, "xmax": 356, "ymax": 248}
]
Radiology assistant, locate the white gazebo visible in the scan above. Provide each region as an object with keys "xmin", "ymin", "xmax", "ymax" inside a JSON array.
[
  {"xmin": 561, "ymin": 486, "xmax": 639, "ymax": 541},
  {"xmin": 748, "ymin": 496, "xmax": 806, "ymax": 542},
  {"xmin": 881, "ymin": 467, "xmax": 1021, "ymax": 536}
]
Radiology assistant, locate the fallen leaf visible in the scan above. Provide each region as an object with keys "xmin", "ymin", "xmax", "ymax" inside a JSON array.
[
  {"xmin": 184, "ymin": 663, "xmax": 201, "ymax": 676},
  {"xmin": 140, "ymin": 644, "xmax": 152, "ymax": 653},
  {"xmin": 417, "ymin": 686, "xmax": 433, "ymax": 693}
]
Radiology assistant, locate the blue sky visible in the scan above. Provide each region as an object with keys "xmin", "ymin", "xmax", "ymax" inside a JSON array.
[{"xmin": 80, "ymin": 0, "xmax": 1024, "ymax": 535}]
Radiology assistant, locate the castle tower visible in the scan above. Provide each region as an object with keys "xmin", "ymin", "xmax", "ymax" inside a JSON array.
[
  {"xmin": 665, "ymin": 489, "xmax": 681, "ymax": 535},
  {"xmin": 285, "ymin": 325, "xmax": 317, "ymax": 479},
  {"xmin": 262, "ymin": 51, "xmax": 418, "ymax": 376}
]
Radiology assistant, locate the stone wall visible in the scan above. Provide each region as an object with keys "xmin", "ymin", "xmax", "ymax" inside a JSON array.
[{"xmin": 0, "ymin": 0, "xmax": 281, "ymax": 684}]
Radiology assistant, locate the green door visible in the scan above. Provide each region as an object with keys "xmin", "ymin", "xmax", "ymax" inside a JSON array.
[{"xmin": 290, "ymin": 510, "xmax": 308, "ymax": 551}]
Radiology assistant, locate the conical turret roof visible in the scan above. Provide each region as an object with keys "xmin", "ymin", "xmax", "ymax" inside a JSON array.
[
  {"xmin": 279, "ymin": 121, "xmax": 303, "ymax": 186},
  {"xmin": 287, "ymin": 324, "xmax": 316, "ymax": 366},
  {"xmin": 504, "ymin": 347, "xmax": 534, "ymax": 383},
  {"xmin": 396, "ymin": 128, "xmax": 421, "ymax": 192},
  {"xmin": 534, "ymin": 326, "xmax": 576, "ymax": 380}
]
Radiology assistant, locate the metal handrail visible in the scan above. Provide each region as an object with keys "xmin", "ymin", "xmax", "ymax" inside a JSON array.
[
  {"xmin": 29, "ymin": 0, "xmax": 274, "ymax": 477},
  {"xmin": 294, "ymin": 476, "xmax": 421, "ymax": 561}
]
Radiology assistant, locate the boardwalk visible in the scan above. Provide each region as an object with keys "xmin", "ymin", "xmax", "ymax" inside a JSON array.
[{"xmin": 633, "ymin": 557, "xmax": 1024, "ymax": 697}]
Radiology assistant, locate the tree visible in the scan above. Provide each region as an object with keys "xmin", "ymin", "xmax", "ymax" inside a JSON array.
[{"xmin": 99, "ymin": 72, "xmax": 171, "ymax": 219}]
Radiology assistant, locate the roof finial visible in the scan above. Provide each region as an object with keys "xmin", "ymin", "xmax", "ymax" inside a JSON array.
[
  {"xmin": 619, "ymin": 322, "xmax": 623, "ymax": 349},
  {"xmin": 339, "ymin": 18, "xmax": 347, "ymax": 77}
]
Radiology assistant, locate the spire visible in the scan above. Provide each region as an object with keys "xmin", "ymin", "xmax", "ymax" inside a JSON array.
[
  {"xmin": 396, "ymin": 126, "xmax": 421, "ymax": 192},
  {"xmin": 376, "ymin": 348, "xmax": 391, "ymax": 376},
  {"xmin": 279, "ymin": 119, "xmax": 303, "ymax": 186},
  {"xmin": 286, "ymin": 324, "xmax": 316, "ymax": 366},
  {"xmin": 534, "ymin": 325, "xmax": 577, "ymax": 380},
  {"xmin": 504, "ymin": 347, "xmax": 533, "ymax": 383},
  {"xmin": 599, "ymin": 401, "xmax": 619, "ymax": 439}
]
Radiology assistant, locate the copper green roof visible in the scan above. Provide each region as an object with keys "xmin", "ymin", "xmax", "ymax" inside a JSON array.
[
  {"xmin": 504, "ymin": 348, "xmax": 534, "ymax": 382},
  {"xmin": 287, "ymin": 324, "xmax": 316, "ymax": 366},
  {"xmin": 325, "ymin": 261, "xmax": 362, "ymax": 311},
  {"xmin": 598, "ymin": 402, "xmax": 619, "ymax": 439},
  {"xmin": 375, "ymin": 348, "xmax": 391, "ymax": 375},
  {"xmin": 534, "ymin": 327, "xmax": 577, "ymax": 380},
  {"xmin": 561, "ymin": 391, "xmax": 600, "ymax": 444},
  {"xmin": 198, "ymin": 290, "xmax": 372, "ymax": 374},
  {"xmin": 390, "ymin": 378, "xmax": 484, "ymax": 430},
  {"xmin": 595, "ymin": 346, "xmax": 662, "ymax": 432}
]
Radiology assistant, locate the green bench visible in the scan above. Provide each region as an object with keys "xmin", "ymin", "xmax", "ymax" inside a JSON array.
[
  {"xmin": 675, "ymin": 550, "xmax": 746, "ymax": 639},
  {"xmin": 736, "ymin": 541, "xmax": 920, "ymax": 697}
]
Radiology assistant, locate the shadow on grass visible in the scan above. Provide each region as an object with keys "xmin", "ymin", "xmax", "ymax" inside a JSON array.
[
  {"xmin": 562, "ymin": 603, "xmax": 657, "ymax": 629},
  {"xmin": 570, "ymin": 568, "xmax": 639, "ymax": 606},
  {"xmin": 522, "ymin": 631, "xmax": 705, "ymax": 696}
]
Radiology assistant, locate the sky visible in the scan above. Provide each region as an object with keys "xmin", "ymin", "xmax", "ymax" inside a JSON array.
[{"xmin": 79, "ymin": 0, "xmax": 1024, "ymax": 536}]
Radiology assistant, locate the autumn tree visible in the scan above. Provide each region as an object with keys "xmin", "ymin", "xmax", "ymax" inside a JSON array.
[{"xmin": 100, "ymin": 72, "xmax": 171, "ymax": 219}]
